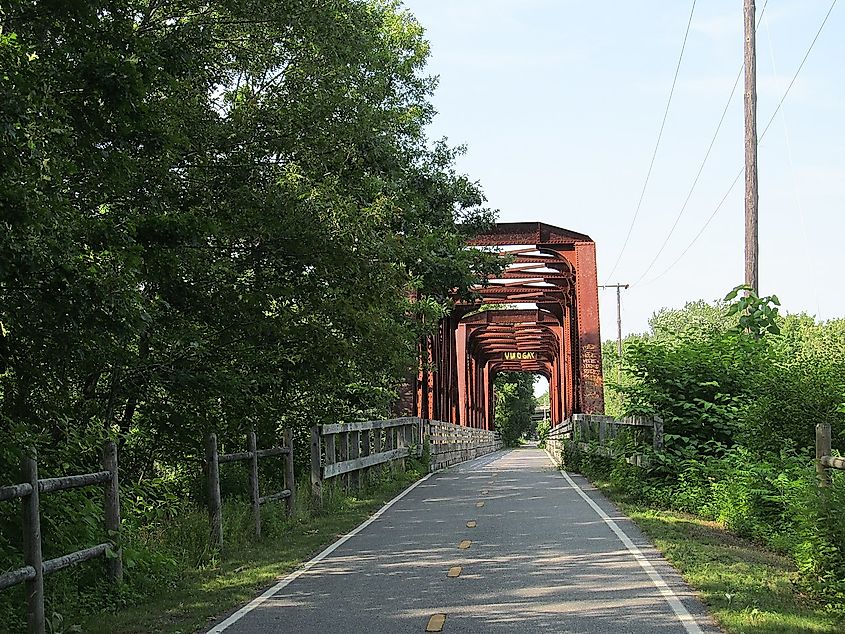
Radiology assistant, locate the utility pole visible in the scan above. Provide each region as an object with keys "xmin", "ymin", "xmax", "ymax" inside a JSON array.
[
  {"xmin": 599, "ymin": 284, "xmax": 629, "ymax": 383},
  {"xmin": 744, "ymin": 0, "xmax": 759, "ymax": 293}
]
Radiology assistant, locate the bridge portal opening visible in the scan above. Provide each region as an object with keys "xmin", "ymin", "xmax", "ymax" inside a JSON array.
[{"xmin": 492, "ymin": 371, "xmax": 546, "ymax": 445}]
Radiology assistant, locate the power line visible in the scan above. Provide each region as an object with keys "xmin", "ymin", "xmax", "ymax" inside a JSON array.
[
  {"xmin": 644, "ymin": 167, "xmax": 744, "ymax": 285},
  {"xmin": 763, "ymin": 12, "xmax": 822, "ymax": 318},
  {"xmin": 758, "ymin": 0, "xmax": 838, "ymax": 141},
  {"xmin": 642, "ymin": 0, "xmax": 839, "ymax": 285},
  {"xmin": 632, "ymin": 0, "xmax": 770, "ymax": 286},
  {"xmin": 604, "ymin": 0, "xmax": 697, "ymax": 282},
  {"xmin": 632, "ymin": 69, "xmax": 742, "ymax": 285}
]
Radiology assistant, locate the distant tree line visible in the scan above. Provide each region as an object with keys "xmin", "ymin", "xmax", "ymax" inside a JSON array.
[{"xmin": 494, "ymin": 372, "xmax": 536, "ymax": 446}]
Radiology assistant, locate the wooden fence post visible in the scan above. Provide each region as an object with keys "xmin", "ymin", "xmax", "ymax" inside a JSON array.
[
  {"xmin": 424, "ymin": 422, "xmax": 433, "ymax": 472},
  {"xmin": 248, "ymin": 431, "xmax": 261, "ymax": 539},
  {"xmin": 398, "ymin": 425, "xmax": 406, "ymax": 472},
  {"xmin": 284, "ymin": 429, "xmax": 295, "ymax": 516},
  {"xmin": 22, "ymin": 449, "xmax": 45, "ymax": 634},
  {"xmin": 349, "ymin": 430, "xmax": 360, "ymax": 490},
  {"xmin": 102, "ymin": 441, "xmax": 122, "ymax": 584},
  {"xmin": 360, "ymin": 429, "xmax": 371, "ymax": 488},
  {"xmin": 338, "ymin": 431, "xmax": 349, "ymax": 489},
  {"xmin": 310, "ymin": 426, "xmax": 323, "ymax": 508},
  {"xmin": 205, "ymin": 433, "xmax": 223, "ymax": 549},
  {"xmin": 373, "ymin": 427, "xmax": 383, "ymax": 456},
  {"xmin": 816, "ymin": 422, "xmax": 832, "ymax": 488},
  {"xmin": 385, "ymin": 426, "xmax": 395, "ymax": 472},
  {"xmin": 653, "ymin": 416, "xmax": 664, "ymax": 451}
]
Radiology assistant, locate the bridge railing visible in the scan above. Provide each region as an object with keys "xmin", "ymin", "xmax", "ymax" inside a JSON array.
[
  {"xmin": 426, "ymin": 420, "xmax": 502, "ymax": 471},
  {"xmin": 309, "ymin": 417, "xmax": 503, "ymax": 504},
  {"xmin": 545, "ymin": 420, "xmax": 571, "ymax": 466},
  {"xmin": 545, "ymin": 414, "xmax": 663, "ymax": 468},
  {"xmin": 310, "ymin": 418, "xmax": 420, "ymax": 504}
]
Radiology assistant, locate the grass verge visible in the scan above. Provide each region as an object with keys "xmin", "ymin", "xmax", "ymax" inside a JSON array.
[
  {"xmin": 589, "ymin": 477, "xmax": 841, "ymax": 634},
  {"xmin": 79, "ymin": 468, "xmax": 423, "ymax": 634}
]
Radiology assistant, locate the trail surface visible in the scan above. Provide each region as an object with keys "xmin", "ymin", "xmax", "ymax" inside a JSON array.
[{"xmin": 209, "ymin": 446, "xmax": 717, "ymax": 633}]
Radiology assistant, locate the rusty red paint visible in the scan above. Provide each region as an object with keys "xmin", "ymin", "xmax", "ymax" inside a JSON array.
[{"xmin": 410, "ymin": 222, "xmax": 605, "ymax": 428}]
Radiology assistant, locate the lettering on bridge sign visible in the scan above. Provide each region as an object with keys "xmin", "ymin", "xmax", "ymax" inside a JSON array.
[{"xmin": 503, "ymin": 351, "xmax": 536, "ymax": 360}]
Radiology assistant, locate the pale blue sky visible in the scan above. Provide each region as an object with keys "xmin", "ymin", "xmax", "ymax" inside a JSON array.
[{"xmin": 402, "ymin": 0, "xmax": 844, "ymax": 342}]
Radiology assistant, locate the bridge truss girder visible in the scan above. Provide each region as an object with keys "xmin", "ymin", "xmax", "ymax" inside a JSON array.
[{"xmin": 406, "ymin": 222, "xmax": 604, "ymax": 430}]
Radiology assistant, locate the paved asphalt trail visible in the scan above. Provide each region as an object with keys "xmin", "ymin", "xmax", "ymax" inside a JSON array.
[{"xmin": 210, "ymin": 446, "xmax": 718, "ymax": 633}]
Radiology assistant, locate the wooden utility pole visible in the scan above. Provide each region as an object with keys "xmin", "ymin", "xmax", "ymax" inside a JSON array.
[
  {"xmin": 599, "ymin": 284, "xmax": 629, "ymax": 382},
  {"xmin": 744, "ymin": 0, "xmax": 759, "ymax": 293}
]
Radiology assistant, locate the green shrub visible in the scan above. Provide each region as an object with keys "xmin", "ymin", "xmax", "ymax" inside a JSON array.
[
  {"xmin": 592, "ymin": 290, "xmax": 845, "ymax": 616},
  {"xmin": 536, "ymin": 419, "xmax": 550, "ymax": 448}
]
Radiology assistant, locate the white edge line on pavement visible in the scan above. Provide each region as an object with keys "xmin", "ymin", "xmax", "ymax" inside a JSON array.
[
  {"xmin": 206, "ymin": 471, "xmax": 435, "ymax": 633},
  {"xmin": 560, "ymin": 470, "xmax": 704, "ymax": 634}
]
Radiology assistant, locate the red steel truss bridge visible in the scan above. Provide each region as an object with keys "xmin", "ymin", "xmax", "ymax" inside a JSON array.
[{"xmin": 402, "ymin": 221, "xmax": 605, "ymax": 428}]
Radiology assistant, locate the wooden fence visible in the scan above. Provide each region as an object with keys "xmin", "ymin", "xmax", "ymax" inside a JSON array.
[
  {"xmin": 426, "ymin": 420, "xmax": 502, "ymax": 471},
  {"xmin": 816, "ymin": 422, "xmax": 845, "ymax": 487},
  {"xmin": 0, "ymin": 442, "xmax": 121, "ymax": 634},
  {"xmin": 309, "ymin": 417, "xmax": 502, "ymax": 505},
  {"xmin": 205, "ymin": 430, "xmax": 295, "ymax": 549},
  {"xmin": 549, "ymin": 418, "xmax": 844, "ymax": 489},
  {"xmin": 545, "ymin": 413, "xmax": 663, "ymax": 468},
  {"xmin": 310, "ymin": 417, "xmax": 420, "ymax": 505}
]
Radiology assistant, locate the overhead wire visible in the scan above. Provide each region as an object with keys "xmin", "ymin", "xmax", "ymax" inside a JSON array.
[
  {"xmin": 763, "ymin": 12, "xmax": 822, "ymax": 318},
  {"xmin": 641, "ymin": 0, "xmax": 839, "ymax": 286},
  {"xmin": 631, "ymin": 0, "xmax": 770, "ymax": 286},
  {"xmin": 603, "ymin": 0, "xmax": 697, "ymax": 283}
]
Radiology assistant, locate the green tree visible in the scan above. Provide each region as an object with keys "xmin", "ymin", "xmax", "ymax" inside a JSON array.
[
  {"xmin": 0, "ymin": 2, "xmax": 504, "ymax": 625},
  {"xmin": 493, "ymin": 372, "xmax": 535, "ymax": 446},
  {"xmin": 0, "ymin": 0, "xmax": 501, "ymax": 468}
]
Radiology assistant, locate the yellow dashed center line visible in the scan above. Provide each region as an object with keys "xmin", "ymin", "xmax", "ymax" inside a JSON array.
[
  {"xmin": 466, "ymin": 520, "xmax": 477, "ymax": 528},
  {"xmin": 447, "ymin": 566, "xmax": 462, "ymax": 578},
  {"xmin": 426, "ymin": 613, "xmax": 447, "ymax": 632},
  {"xmin": 458, "ymin": 539, "xmax": 472, "ymax": 549}
]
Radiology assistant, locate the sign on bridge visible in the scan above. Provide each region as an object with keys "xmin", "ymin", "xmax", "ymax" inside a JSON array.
[{"xmin": 503, "ymin": 351, "xmax": 536, "ymax": 360}]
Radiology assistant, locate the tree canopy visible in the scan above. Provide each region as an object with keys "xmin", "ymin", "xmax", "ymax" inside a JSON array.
[
  {"xmin": 0, "ymin": 0, "xmax": 502, "ymax": 473},
  {"xmin": 1, "ymin": 2, "xmax": 507, "ymax": 626}
]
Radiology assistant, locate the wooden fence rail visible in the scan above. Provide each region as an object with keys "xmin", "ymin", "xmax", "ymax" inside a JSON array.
[
  {"xmin": 310, "ymin": 418, "xmax": 420, "ymax": 506},
  {"xmin": 816, "ymin": 422, "xmax": 845, "ymax": 487},
  {"xmin": 205, "ymin": 430, "xmax": 295, "ymax": 549},
  {"xmin": 426, "ymin": 420, "xmax": 502, "ymax": 471},
  {"xmin": 0, "ymin": 442, "xmax": 121, "ymax": 634},
  {"xmin": 545, "ymin": 414, "xmax": 663, "ymax": 468},
  {"xmin": 310, "ymin": 418, "xmax": 503, "ymax": 506}
]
